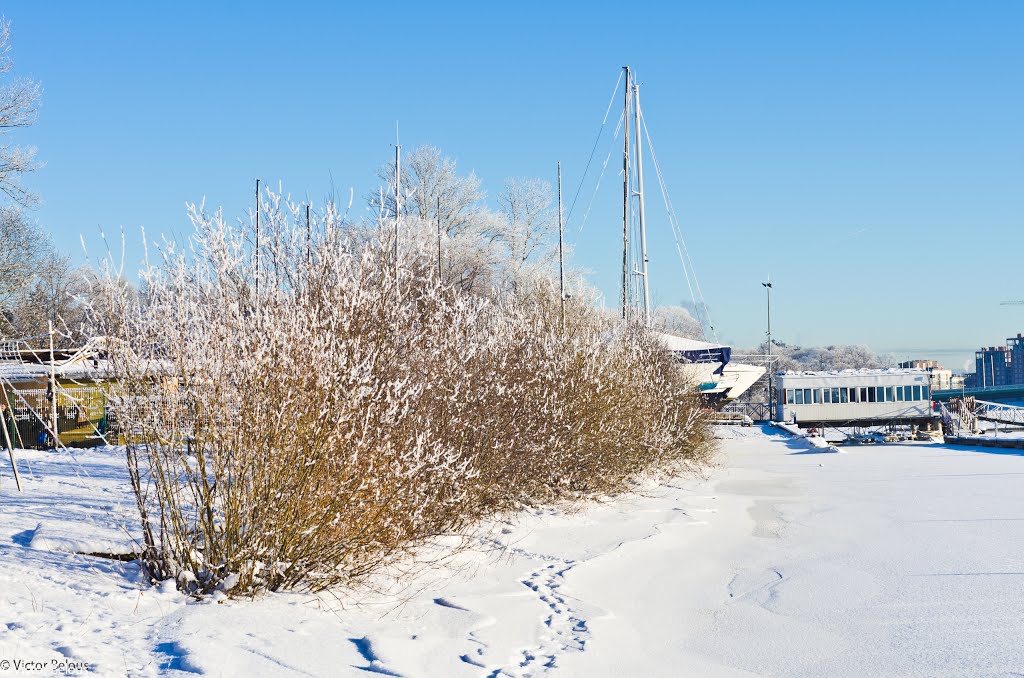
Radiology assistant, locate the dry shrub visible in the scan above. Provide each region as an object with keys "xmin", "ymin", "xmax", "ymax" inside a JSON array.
[{"xmin": 93, "ymin": 191, "xmax": 713, "ymax": 596}]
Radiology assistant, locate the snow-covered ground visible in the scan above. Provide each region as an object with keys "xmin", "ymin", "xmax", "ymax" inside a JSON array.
[{"xmin": 1, "ymin": 428, "xmax": 1023, "ymax": 677}]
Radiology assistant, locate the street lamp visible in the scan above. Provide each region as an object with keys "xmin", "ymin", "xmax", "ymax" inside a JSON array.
[{"xmin": 763, "ymin": 280, "xmax": 773, "ymax": 420}]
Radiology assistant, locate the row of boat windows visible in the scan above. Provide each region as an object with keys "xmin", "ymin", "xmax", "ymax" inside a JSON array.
[{"xmin": 784, "ymin": 385, "xmax": 930, "ymax": 406}]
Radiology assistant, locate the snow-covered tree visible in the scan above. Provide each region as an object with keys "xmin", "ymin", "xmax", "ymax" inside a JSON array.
[
  {"xmin": 494, "ymin": 177, "xmax": 557, "ymax": 278},
  {"xmin": 653, "ymin": 305, "xmax": 704, "ymax": 339},
  {"xmin": 0, "ymin": 18, "xmax": 42, "ymax": 207},
  {"xmin": 0, "ymin": 206, "xmax": 44, "ymax": 304},
  {"xmin": 375, "ymin": 144, "xmax": 484, "ymax": 237}
]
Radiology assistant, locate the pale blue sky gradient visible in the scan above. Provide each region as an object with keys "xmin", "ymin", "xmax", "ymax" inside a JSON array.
[{"xmin": 4, "ymin": 2, "xmax": 1022, "ymax": 371}]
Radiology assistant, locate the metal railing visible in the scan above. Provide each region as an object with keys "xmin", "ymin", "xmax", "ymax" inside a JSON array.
[
  {"xmin": 3, "ymin": 385, "xmax": 113, "ymax": 448},
  {"xmin": 721, "ymin": 401, "xmax": 772, "ymax": 422}
]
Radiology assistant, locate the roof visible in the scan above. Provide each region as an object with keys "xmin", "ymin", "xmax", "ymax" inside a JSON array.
[
  {"xmin": 0, "ymin": 360, "xmax": 114, "ymax": 383},
  {"xmin": 655, "ymin": 332, "xmax": 727, "ymax": 353},
  {"xmin": 779, "ymin": 368, "xmax": 930, "ymax": 377}
]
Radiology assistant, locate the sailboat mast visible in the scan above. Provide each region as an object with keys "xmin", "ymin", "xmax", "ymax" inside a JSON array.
[
  {"xmin": 394, "ymin": 137, "xmax": 401, "ymax": 270},
  {"xmin": 558, "ymin": 161, "xmax": 565, "ymax": 331},
  {"xmin": 621, "ymin": 66, "xmax": 631, "ymax": 321},
  {"xmin": 633, "ymin": 80, "xmax": 651, "ymax": 325}
]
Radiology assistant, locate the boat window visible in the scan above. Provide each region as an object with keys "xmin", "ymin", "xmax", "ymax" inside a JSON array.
[
  {"xmin": 840, "ymin": 388, "xmax": 848, "ymax": 403},
  {"xmin": 786, "ymin": 389, "xmax": 795, "ymax": 404},
  {"xmin": 813, "ymin": 389, "xmax": 821, "ymax": 404},
  {"xmin": 823, "ymin": 388, "xmax": 831, "ymax": 404},
  {"xmin": 860, "ymin": 387, "xmax": 869, "ymax": 402},
  {"xmin": 831, "ymin": 388, "xmax": 840, "ymax": 403},
  {"xmin": 885, "ymin": 387, "xmax": 893, "ymax": 402},
  {"xmin": 897, "ymin": 386, "xmax": 904, "ymax": 401},
  {"xmin": 803, "ymin": 389, "xmax": 812, "ymax": 404},
  {"xmin": 866, "ymin": 387, "xmax": 875, "ymax": 403},
  {"xmin": 922, "ymin": 386, "xmax": 930, "ymax": 400},
  {"xmin": 795, "ymin": 389, "xmax": 804, "ymax": 405},
  {"xmin": 912, "ymin": 385, "xmax": 921, "ymax": 400}
]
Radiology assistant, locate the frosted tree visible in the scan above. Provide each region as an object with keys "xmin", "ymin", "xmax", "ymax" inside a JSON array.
[
  {"xmin": 0, "ymin": 18, "xmax": 42, "ymax": 207},
  {"xmin": 0, "ymin": 207, "xmax": 42, "ymax": 301},
  {"xmin": 13, "ymin": 252, "xmax": 88, "ymax": 343},
  {"xmin": 494, "ymin": 177, "xmax": 557, "ymax": 279},
  {"xmin": 653, "ymin": 305, "xmax": 704, "ymax": 339},
  {"xmin": 375, "ymin": 145, "xmax": 484, "ymax": 237},
  {"xmin": 0, "ymin": 206, "xmax": 51, "ymax": 336}
]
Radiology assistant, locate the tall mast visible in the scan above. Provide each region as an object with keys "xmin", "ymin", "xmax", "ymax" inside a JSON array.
[
  {"xmin": 621, "ymin": 66, "xmax": 631, "ymax": 321},
  {"xmin": 633, "ymin": 80, "xmax": 650, "ymax": 325},
  {"xmin": 558, "ymin": 161, "xmax": 565, "ymax": 331},
  {"xmin": 255, "ymin": 177, "xmax": 260, "ymax": 300},
  {"xmin": 394, "ymin": 131, "xmax": 401, "ymax": 271}
]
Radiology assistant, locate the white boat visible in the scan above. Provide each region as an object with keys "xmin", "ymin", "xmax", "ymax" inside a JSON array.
[
  {"xmin": 612, "ymin": 67, "xmax": 763, "ymax": 403},
  {"xmin": 656, "ymin": 332, "xmax": 764, "ymax": 402}
]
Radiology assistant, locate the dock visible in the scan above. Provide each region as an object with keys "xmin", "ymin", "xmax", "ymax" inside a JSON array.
[{"xmin": 943, "ymin": 435, "xmax": 1024, "ymax": 450}]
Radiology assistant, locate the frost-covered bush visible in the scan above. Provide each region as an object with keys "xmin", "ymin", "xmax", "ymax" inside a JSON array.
[{"xmin": 92, "ymin": 188, "xmax": 712, "ymax": 596}]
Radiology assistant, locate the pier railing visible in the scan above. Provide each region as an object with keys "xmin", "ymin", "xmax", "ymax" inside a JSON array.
[{"xmin": 720, "ymin": 401, "xmax": 772, "ymax": 422}]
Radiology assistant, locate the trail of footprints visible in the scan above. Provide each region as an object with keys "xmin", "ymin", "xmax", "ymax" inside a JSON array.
[{"xmin": 475, "ymin": 493, "xmax": 720, "ymax": 676}]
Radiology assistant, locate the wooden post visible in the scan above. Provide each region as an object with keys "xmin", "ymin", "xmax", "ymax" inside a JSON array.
[
  {"xmin": 49, "ymin": 321, "xmax": 60, "ymax": 450},
  {"xmin": 0, "ymin": 386, "xmax": 22, "ymax": 492}
]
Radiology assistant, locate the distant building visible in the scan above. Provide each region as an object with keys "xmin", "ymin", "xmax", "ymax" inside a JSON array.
[
  {"xmin": 898, "ymin": 360, "xmax": 952, "ymax": 391},
  {"xmin": 1010, "ymin": 334, "xmax": 1024, "ymax": 384},
  {"xmin": 975, "ymin": 346, "xmax": 1011, "ymax": 388}
]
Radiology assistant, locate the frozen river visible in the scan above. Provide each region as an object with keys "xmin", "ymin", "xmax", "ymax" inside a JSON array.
[{"xmin": 1, "ymin": 428, "xmax": 1022, "ymax": 676}]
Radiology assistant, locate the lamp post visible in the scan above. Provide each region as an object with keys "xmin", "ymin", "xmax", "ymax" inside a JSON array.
[{"xmin": 763, "ymin": 280, "xmax": 773, "ymax": 420}]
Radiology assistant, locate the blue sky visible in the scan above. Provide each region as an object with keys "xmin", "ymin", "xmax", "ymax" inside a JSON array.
[{"xmin": 4, "ymin": 2, "xmax": 1022, "ymax": 371}]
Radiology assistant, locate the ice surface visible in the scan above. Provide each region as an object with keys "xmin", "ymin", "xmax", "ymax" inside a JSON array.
[{"xmin": 1, "ymin": 431, "xmax": 1022, "ymax": 676}]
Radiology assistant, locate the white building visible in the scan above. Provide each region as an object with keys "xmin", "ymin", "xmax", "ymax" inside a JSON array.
[
  {"xmin": 776, "ymin": 369, "xmax": 934, "ymax": 426},
  {"xmin": 898, "ymin": 360, "xmax": 953, "ymax": 391}
]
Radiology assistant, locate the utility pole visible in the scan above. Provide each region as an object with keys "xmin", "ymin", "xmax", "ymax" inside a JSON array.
[
  {"xmin": 558, "ymin": 161, "xmax": 565, "ymax": 331},
  {"xmin": 621, "ymin": 66, "xmax": 631, "ymax": 321},
  {"xmin": 763, "ymin": 280, "xmax": 774, "ymax": 420},
  {"xmin": 633, "ymin": 79, "xmax": 650, "ymax": 325}
]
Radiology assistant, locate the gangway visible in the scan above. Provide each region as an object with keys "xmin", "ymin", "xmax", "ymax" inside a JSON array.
[
  {"xmin": 939, "ymin": 397, "xmax": 1024, "ymax": 434},
  {"xmin": 974, "ymin": 400, "xmax": 1024, "ymax": 427}
]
